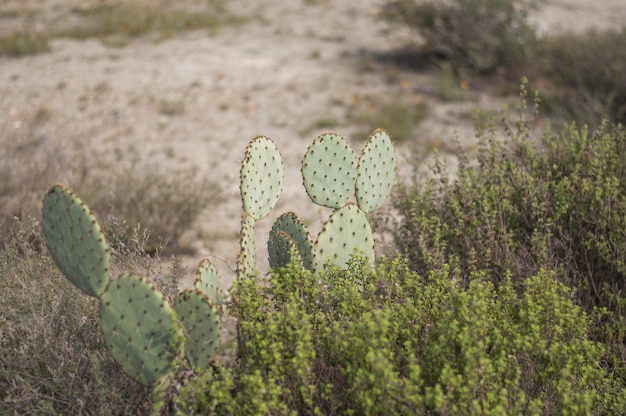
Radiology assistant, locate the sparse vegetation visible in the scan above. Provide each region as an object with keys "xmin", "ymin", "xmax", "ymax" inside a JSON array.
[
  {"xmin": 540, "ymin": 27, "xmax": 626, "ymax": 126},
  {"xmin": 0, "ymin": 31, "xmax": 50, "ymax": 56},
  {"xmin": 381, "ymin": 0, "xmax": 544, "ymax": 75},
  {"xmin": 380, "ymin": 0, "xmax": 626, "ymax": 127},
  {"xmin": 62, "ymin": 2, "xmax": 225, "ymax": 41},
  {"xmin": 349, "ymin": 95, "xmax": 429, "ymax": 142},
  {"xmin": 0, "ymin": 0, "xmax": 239, "ymax": 56}
]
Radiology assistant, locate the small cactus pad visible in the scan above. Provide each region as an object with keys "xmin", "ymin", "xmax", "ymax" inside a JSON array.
[
  {"xmin": 240, "ymin": 136, "xmax": 284, "ymax": 220},
  {"xmin": 237, "ymin": 213, "xmax": 256, "ymax": 278},
  {"xmin": 268, "ymin": 212, "xmax": 316, "ymax": 271},
  {"xmin": 173, "ymin": 290, "xmax": 221, "ymax": 371},
  {"xmin": 194, "ymin": 259, "xmax": 222, "ymax": 307},
  {"xmin": 41, "ymin": 184, "xmax": 111, "ymax": 297},
  {"xmin": 315, "ymin": 204, "xmax": 375, "ymax": 271},
  {"xmin": 301, "ymin": 132, "xmax": 357, "ymax": 208},
  {"xmin": 355, "ymin": 129, "xmax": 396, "ymax": 213},
  {"xmin": 100, "ymin": 274, "xmax": 183, "ymax": 386},
  {"xmin": 268, "ymin": 230, "xmax": 303, "ymax": 269}
]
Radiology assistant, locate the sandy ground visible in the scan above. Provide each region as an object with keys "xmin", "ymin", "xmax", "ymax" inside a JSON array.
[{"xmin": 1, "ymin": 0, "xmax": 625, "ymax": 296}]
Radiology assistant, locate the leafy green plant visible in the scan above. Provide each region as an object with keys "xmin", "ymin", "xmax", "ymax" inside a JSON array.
[
  {"xmin": 176, "ymin": 257, "xmax": 625, "ymax": 414},
  {"xmin": 350, "ymin": 95, "xmax": 428, "ymax": 143},
  {"xmin": 391, "ymin": 87, "xmax": 626, "ymax": 384}
]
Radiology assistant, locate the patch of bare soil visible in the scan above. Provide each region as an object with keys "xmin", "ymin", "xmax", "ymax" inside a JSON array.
[{"xmin": 1, "ymin": 0, "xmax": 623, "ymax": 295}]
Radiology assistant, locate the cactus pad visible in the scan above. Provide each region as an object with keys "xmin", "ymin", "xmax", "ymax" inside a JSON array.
[
  {"xmin": 41, "ymin": 184, "xmax": 111, "ymax": 297},
  {"xmin": 268, "ymin": 212, "xmax": 316, "ymax": 271},
  {"xmin": 268, "ymin": 230, "xmax": 302, "ymax": 269},
  {"xmin": 240, "ymin": 136, "xmax": 284, "ymax": 220},
  {"xmin": 237, "ymin": 213, "xmax": 256, "ymax": 278},
  {"xmin": 99, "ymin": 274, "xmax": 183, "ymax": 386},
  {"xmin": 173, "ymin": 290, "xmax": 221, "ymax": 371},
  {"xmin": 315, "ymin": 204, "xmax": 375, "ymax": 271},
  {"xmin": 301, "ymin": 132, "xmax": 357, "ymax": 208},
  {"xmin": 194, "ymin": 259, "xmax": 222, "ymax": 308},
  {"xmin": 355, "ymin": 129, "xmax": 396, "ymax": 213}
]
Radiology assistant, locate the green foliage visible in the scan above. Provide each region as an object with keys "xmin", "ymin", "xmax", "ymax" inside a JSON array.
[
  {"xmin": 391, "ymin": 90, "xmax": 626, "ymax": 387},
  {"xmin": 393, "ymin": 97, "xmax": 626, "ymax": 308},
  {"xmin": 177, "ymin": 257, "xmax": 624, "ymax": 414},
  {"xmin": 382, "ymin": 0, "xmax": 543, "ymax": 74}
]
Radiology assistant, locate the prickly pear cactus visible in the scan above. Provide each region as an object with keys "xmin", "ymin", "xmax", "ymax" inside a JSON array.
[
  {"xmin": 41, "ymin": 184, "xmax": 111, "ymax": 297},
  {"xmin": 355, "ymin": 129, "xmax": 396, "ymax": 213},
  {"xmin": 237, "ymin": 213, "xmax": 256, "ymax": 278},
  {"xmin": 194, "ymin": 259, "xmax": 223, "ymax": 308},
  {"xmin": 268, "ymin": 212, "xmax": 316, "ymax": 271},
  {"xmin": 315, "ymin": 203, "xmax": 375, "ymax": 272},
  {"xmin": 240, "ymin": 136, "xmax": 284, "ymax": 221},
  {"xmin": 100, "ymin": 273, "xmax": 184, "ymax": 386},
  {"xmin": 268, "ymin": 230, "xmax": 302, "ymax": 269},
  {"xmin": 173, "ymin": 289, "xmax": 221, "ymax": 371},
  {"xmin": 301, "ymin": 132, "xmax": 357, "ymax": 208}
]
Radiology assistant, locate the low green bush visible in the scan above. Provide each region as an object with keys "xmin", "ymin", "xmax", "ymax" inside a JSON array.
[
  {"xmin": 393, "ymin": 93, "xmax": 626, "ymax": 307},
  {"xmin": 175, "ymin": 258, "xmax": 625, "ymax": 414},
  {"xmin": 392, "ymin": 89, "xmax": 626, "ymax": 380}
]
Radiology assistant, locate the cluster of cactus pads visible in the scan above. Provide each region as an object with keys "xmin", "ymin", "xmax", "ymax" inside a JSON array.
[
  {"xmin": 41, "ymin": 187, "xmax": 222, "ymax": 386},
  {"xmin": 41, "ymin": 129, "xmax": 395, "ymax": 386},
  {"xmin": 240, "ymin": 129, "xmax": 396, "ymax": 276}
]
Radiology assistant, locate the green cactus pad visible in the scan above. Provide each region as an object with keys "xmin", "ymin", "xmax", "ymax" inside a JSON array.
[
  {"xmin": 100, "ymin": 274, "xmax": 183, "ymax": 386},
  {"xmin": 173, "ymin": 289, "xmax": 221, "ymax": 371},
  {"xmin": 315, "ymin": 204, "xmax": 375, "ymax": 271},
  {"xmin": 237, "ymin": 213, "xmax": 256, "ymax": 278},
  {"xmin": 268, "ymin": 212, "xmax": 316, "ymax": 271},
  {"xmin": 301, "ymin": 132, "xmax": 357, "ymax": 208},
  {"xmin": 41, "ymin": 184, "xmax": 111, "ymax": 297},
  {"xmin": 355, "ymin": 129, "xmax": 396, "ymax": 213},
  {"xmin": 194, "ymin": 259, "xmax": 222, "ymax": 308},
  {"xmin": 240, "ymin": 136, "xmax": 284, "ymax": 220},
  {"xmin": 268, "ymin": 230, "xmax": 303, "ymax": 269}
]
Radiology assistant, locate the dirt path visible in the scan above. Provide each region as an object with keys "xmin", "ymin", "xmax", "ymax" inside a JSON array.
[{"xmin": 1, "ymin": 0, "xmax": 624, "ymax": 294}]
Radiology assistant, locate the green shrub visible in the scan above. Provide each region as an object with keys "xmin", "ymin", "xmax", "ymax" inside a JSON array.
[
  {"xmin": 391, "ymin": 88, "xmax": 626, "ymax": 379},
  {"xmin": 176, "ymin": 258, "xmax": 624, "ymax": 414},
  {"xmin": 381, "ymin": 0, "xmax": 544, "ymax": 74},
  {"xmin": 393, "ymin": 94, "xmax": 626, "ymax": 306}
]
